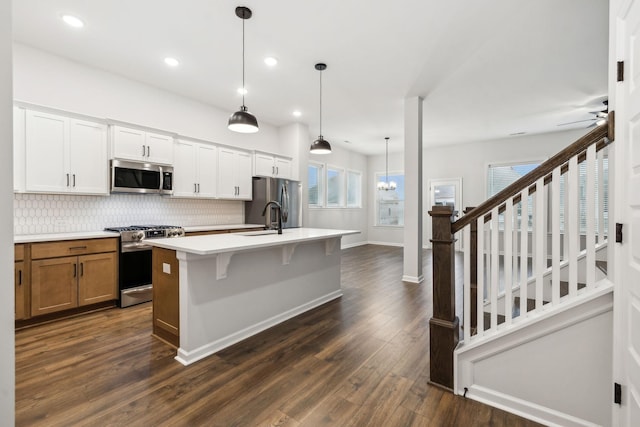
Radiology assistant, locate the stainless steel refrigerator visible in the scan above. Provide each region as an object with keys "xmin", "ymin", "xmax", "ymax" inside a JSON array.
[{"xmin": 245, "ymin": 177, "xmax": 302, "ymax": 229}]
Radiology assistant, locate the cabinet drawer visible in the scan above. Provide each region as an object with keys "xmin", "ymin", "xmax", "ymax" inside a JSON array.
[
  {"xmin": 15, "ymin": 244, "xmax": 25, "ymax": 261},
  {"xmin": 31, "ymin": 238, "xmax": 118, "ymax": 259}
]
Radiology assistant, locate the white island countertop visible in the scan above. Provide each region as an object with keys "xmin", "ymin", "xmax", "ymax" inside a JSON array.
[{"xmin": 147, "ymin": 227, "xmax": 359, "ymax": 256}]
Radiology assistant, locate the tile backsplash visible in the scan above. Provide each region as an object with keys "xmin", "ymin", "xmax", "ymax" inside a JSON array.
[{"xmin": 14, "ymin": 193, "xmax": 244, "ymax": 235}]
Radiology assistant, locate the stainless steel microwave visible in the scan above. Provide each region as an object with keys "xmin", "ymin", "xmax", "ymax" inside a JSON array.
[{"xmin": 111, "ymin": 159, "xmax": 173, "ymax": 194}]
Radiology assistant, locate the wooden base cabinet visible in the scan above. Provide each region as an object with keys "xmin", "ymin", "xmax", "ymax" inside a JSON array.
[
  {"xmin": 152, "ymin": 247, "xmax": 179, "ymax": 347},
  {"xmin": 14, "ymin": 244, "xmax": 29, "ymax": 320},
  {"xmin": 29, "ymin": 238, "xmax": 118, "ymax": 317}
]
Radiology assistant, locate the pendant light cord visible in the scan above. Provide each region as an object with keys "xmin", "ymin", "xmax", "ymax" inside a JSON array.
[
  {"xmin": 385, "ymin": 137, "xmax": 390, "ymax": 184},
  {"xmin": 319, "ymin": 70, "xmax": 323, "ymax": 136},
  {"xmin": 242, "ymin": 16, "xmax": 246, "ymax": 107}
]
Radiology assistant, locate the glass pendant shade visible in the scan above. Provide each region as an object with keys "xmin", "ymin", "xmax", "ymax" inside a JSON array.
[
  {"xmin": 310, "ymin": 136, "xmax": 332, "ymax": 154},
  {"xmin": 228, "ymin": 105, "xmax": 259, "ymax": 133}
]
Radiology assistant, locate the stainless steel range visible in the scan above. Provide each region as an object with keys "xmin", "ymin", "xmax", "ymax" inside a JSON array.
[{"xmin": 104, "ymin": 225, "xmax": 184, "ymax": 307}]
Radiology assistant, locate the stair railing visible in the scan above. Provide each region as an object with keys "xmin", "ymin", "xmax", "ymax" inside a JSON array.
[{"xmin": 428, "ymin": 114, "xmax": 614, "ymax": 391}]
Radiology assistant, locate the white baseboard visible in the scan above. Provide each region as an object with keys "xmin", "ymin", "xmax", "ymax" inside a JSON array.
[
  {"xmin": 341, "ymin": 240, "xmax": 368, "ymax": 249},
  {"xmin": 367, "ymin": 240, "xmax": 404, "ymax": 247},
  {"xmin": 175, "ymin": 290, "xmax": 343, "ymax": 366},
  {"xmin": 402, "ymin": 274, "xmax": 424, "ymax": 284}
]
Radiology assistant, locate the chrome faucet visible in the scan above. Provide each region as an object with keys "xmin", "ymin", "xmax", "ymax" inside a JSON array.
[{"xmin": 262, "ymin": 201, "xmax": 283, "ymax": 234}]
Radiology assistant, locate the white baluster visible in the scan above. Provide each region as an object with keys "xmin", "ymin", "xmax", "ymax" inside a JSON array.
[
  {"xmin": 519, "ymin": 187, "xmax": 529, "ymax": 319},
  {"xmin": 586, "ymin": 145, "xmax": 596, "ymax": 288},
  {"xmin": 463, "ymin": 225, "xmax": 471, "ymax": 342},
  {"xmin": 535, "ymin": 178, "xmax": 545, "ymax": 310},
  {"xmin": 552, "ymin": 167, "xmax": 561, "ymax": 305},
  {"xmin": 476, "ymin": 217, "xmax": 485, "ymax": 337},
  {"xmin": 597, "ymin": 148, "xmax": 605, "ymax": 243},
  {"xmin": 491, "ymin": 207, "xmax": 500, "ymax": 331},
  {"xmin": 504, "ymin": 199, "xmax": 513, "ymax": 325},
  {"xmin": 568, "ymin": 155, "xmax": 579, "ymax": 297}
]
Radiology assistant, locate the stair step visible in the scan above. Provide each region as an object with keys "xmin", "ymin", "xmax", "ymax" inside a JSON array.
[
  {"xmin": 596, "ymin": 260, "xmax": 607, "ymax": 275},
  {"xmin": 513, "ymin": 296, "xmax": 549, "ymax": 312},
  {"xmin": 560, "ymin": 281, "xmax": 586, "ymax": 297}
]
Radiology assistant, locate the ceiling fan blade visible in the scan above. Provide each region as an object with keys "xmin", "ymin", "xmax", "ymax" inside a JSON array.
[{"xmin": 557, "ymin": 118, "xmax": 596, "ymax": 126}]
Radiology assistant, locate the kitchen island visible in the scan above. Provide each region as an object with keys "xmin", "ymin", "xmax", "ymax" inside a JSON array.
[{"xmin": 147, "ymin": 227, "xmax": 359, "ymax": 365}]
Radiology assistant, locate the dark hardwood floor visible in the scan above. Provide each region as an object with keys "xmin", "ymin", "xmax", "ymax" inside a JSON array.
[{"xmin": 15, "ymin": 245, "xmax": 542, "ymax": 427}]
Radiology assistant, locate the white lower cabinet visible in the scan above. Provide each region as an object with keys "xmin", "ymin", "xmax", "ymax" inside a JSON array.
[
  {"xmin": 173, "ymin": 140, "xmax": 217, "ymax": 198},
  {"xmin": 217, "ymin": 147, "xmax": 252, "ymax": 200},
  {"xmin": 24, "ymin": 110, "xmax": 108, "ymax": 195}
]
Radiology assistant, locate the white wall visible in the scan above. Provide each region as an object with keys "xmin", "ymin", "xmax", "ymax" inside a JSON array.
[
  {"xmin": 367, "ymin": 129, "xmax": 589, "ymax": 247},
  {"xmin": 307, "ymin": 144, "xmax": 368, "ymax": 247},
  {"xmin": 13, "ymin": 43, "xmax": 288, "ymax": 155},
  {"xmin": 1, "ymin": 1, "xmax": 14, "ymax": 423}
]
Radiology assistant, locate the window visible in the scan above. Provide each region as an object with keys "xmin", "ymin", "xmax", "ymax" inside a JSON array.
[
  {"xmin": 308, "ymin": 162, "xmax": 323, "ymax": 207},
  {"xmin": 347, "ymin": 170, "xmax": 362, "ymax": 208},
  {"xmin": 376, "ymin": 172, "xmax": 405, "ymax": 226},
  {"xmin": 326, "ymin": 166, "xmax": 345, "ymax": 207},
  {"xmin": 488, "ymin": 162, "xmax": 540, "ymax": 229}
]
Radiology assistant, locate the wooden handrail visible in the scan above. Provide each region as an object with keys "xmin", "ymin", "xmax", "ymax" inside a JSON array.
[{"xmin": 451, "ymin": 118, "xmax": 611, "ymax": 234}]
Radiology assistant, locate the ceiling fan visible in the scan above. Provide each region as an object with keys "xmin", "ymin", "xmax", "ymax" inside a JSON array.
[{"xmin": 557, "ymin": 100, "xmax": 608, "ymax": 128}]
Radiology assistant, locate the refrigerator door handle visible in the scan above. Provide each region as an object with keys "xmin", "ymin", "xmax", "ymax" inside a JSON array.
[{"xmin": 280, "ymin": 183, "xmax": 289, "ymax": 223}]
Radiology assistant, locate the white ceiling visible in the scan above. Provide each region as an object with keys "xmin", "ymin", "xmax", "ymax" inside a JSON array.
[{"xmin": 12, "ymin": 0, "xmax": 609, "ymax": 155}]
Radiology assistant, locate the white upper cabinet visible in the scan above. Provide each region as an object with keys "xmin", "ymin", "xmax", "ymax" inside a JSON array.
[
  {"xmin": 218, "ymin": 147, "xmax": 252, "ymax": 200},
  {"xmin": 253, "ymin": 152, "xmax": 292, "ymax": 179},
  {"xmin": 13, "ymin": 106, "xmax": 25, "ymax": 192},
  {"xmin": 111, "ymin": 125, "xmax": 173, "ymax": 165},
  {"xmin": 24, "ymin": 110, "xmax": 108, "ymax": 195},
  {"xmin": 173, "ymin": 140, "xmax": 217, "ymax": 198}
]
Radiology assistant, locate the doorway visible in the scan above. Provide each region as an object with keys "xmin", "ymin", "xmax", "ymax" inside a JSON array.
[{"xmin": 428, "ymin": 178, "xmax": 463, "ymax": 251}]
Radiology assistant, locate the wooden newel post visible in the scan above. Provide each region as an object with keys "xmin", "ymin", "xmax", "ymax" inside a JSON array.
[{"xmin": 428, "ymin": 205, "xmax": 459, "ymax": 391}]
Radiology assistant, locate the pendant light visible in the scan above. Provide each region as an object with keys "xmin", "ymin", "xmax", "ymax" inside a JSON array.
[
  {"xmin": 377, "ymin": 137, "xmax": 397, "ymax": 191},
  {"xmin": 310, "ymin": 63, "xmax": 332, "ymax": 154},
  {"xmin": 228, "ymin": 6, "xmax": 259, "ymax": 133}
]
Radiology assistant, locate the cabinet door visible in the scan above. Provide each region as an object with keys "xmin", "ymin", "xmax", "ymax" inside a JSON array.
[
  {"xmin": 78, "ymin": 252, "xmax": 117, "ymax": 306},
  {"xmin": 274, "ymin": 157, "xmax": 292, "ymax": 179},
  {"xmin": 254, "ymin": 153, "xmax": 275, "ymax": 177},
  {"xmin": 217, "ymin": 147, "xmax": 238, "ymax": 198},
  {"xmin": 15, "ymin": 261, "xmax": 27, "ymax": 320},
  {"xmin": 25, "ymin": 110, "xmax": 68, "ymax": 193},
  {"xmin": 31, "ymin": 256, "xmax": 78, "ymax": 316},
  {"xmin": 13, "ymin": 106, "xmax": 25, "ymax": 192},
  {"xmin": 235, "ymin": 151, "xmax": 253, "ymax": 200},
  {"xmin": 196, "ymin": 144, "xmax": 217, "ymax": 198},
  {"xmin": 145, "ymin": 132, "xmax": 174, "ymax": 165},
  {"xmin": 172, "ymin": 140, "xmax": 198, "ymax": 197},
  {"xmin": 68, "ymin": 119, "xmax": 108, "ymax": 195},
  {"xmin": 112, "ymin": 126, "xmax": 146, "ymax": 161},
  {"xmin": 152, "ymin": 247, "xmax": 179, "ymax": 346}
]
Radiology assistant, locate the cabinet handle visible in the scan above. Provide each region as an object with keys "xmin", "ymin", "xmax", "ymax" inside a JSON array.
[
  {"xmin": 80, "ymin": 262, "xmax": 84, "ymax": 277},
  {"xmin": 194, "ymin": 183, "xmax": 197, "ymax": 193},
  {"xmin": 69, "ymin": 245, "xmax": 88, "ymax": 250},
  {"xmin": 142, "ymin": 145, "xmax": 146, "ymax": 156},
  {"xmin": 73, "ymin": 263, "xmax": 77, "ymax": 278},
  {"xmin": 272, "ymin": 166, "xmax": 275, "ymax": 174},
  {"xmin": 197, "ymin": 183, "xmax": 200, "ymax": 193},
  {"xmin": 73, "ymin": 174, "xmax": 76, "ymax": 187},
  {"xmin": 147, "ymin": 145, "xmax": 150, "ymax": 157},
  {"xmin": 276, "ymin": 167, "xmax": 279, "ymax": 175},
  {"xmin": 18, "ymin": 270, "xmax": 22, "ymax": 285},
  {"xmin": 66, "ymin": 173, "xmax": 70, "ymax": 187}
]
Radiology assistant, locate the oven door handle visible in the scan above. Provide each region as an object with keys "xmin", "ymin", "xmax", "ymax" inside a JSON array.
[
  {"xmin": 121, "ymin": 244, "xmax": 153, "ymax": 253},
  {"xmin": 123, "ymin": 285, "xmax": 153, "ymax": 295}
]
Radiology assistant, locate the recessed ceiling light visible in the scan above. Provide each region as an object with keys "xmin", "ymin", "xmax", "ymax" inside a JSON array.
[
  {"xmin": 164, "ymin": 57, "xmax": 180, "ymax": 67},
  {"xmin": 62, "ymin": 14, "xmax": 84, "ymax": 28},
  {"xmin": 264, "ymin": 57, "xmax": 278, "ymax": 67},
  {"xmin": 292, "ymin": 110, "xmax": 302, "ymax": 117},
  {"xmin": 237, "ymin": 87, "xmax": 248, "ymax": 95}
]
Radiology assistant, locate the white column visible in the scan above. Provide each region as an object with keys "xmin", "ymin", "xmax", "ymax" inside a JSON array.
[
  {"xmin": 0, "ymin": 0, "xmax": 14, "ymax": 423},
  {"xmin": 402, "ymin": 96, "xmax": 424, "ymax": 283}
]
